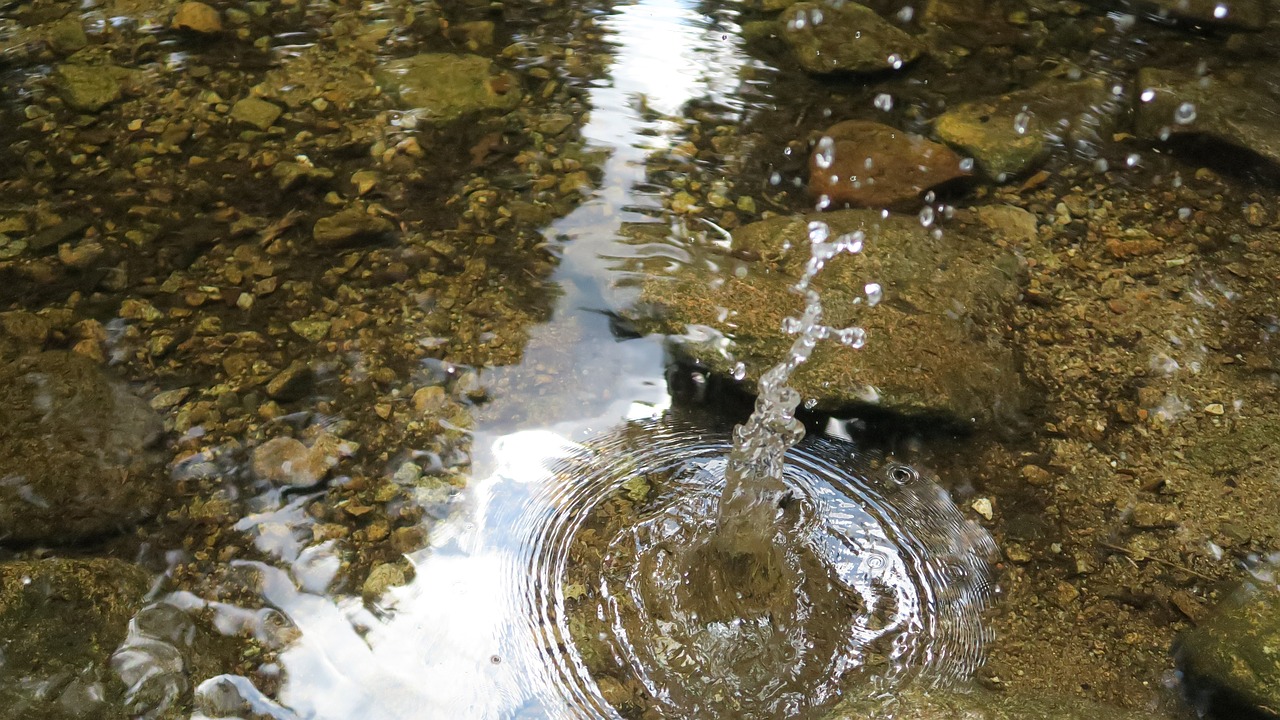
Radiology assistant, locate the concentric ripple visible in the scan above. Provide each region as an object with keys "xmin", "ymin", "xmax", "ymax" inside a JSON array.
[{"xmin": 517, "ymin": 417, "xmax": 999, "ymax": 719}]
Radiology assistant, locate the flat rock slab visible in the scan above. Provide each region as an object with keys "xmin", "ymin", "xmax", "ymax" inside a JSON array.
[
  {"xmin": 780, "ymin": 2, "xmax": 924, "ymax": 75},
  {"xmin": 934, "ymin": 76, "xmax": 1121, "ymax": 181},
  {"xmin": 1135, "ymin": 67, "xmax": 1280, "ymax": 167},
  {"xmin": 626, "ymin": 209, "xmax": 1030, "ymax": 429},
  {"xmin": 810, "ymin": 120, "xmax": 970, "ymax": 208},
  {"xmin": 373, "ymin": 53, "xmax": 521, "ymax": 122},
  {"xmin": 823, "ymin": 686, "xmax": 1155, "ymax": 719},
  {"xmin": 0, "ymin": 352, "xmax": 167, "ymax": 545},
  {"xmin": 1177, "ymin": 578, "xmax": 1280, "ymax": 717}
]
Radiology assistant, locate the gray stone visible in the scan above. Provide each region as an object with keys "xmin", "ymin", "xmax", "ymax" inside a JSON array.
[
  {"xmin": 1134, "ymin": 67, "xmax": 1280, "ymax": 166},
  {"xmin": 230, "ymin": 96, "xmax": 282, "ymax": 130},
  {"xmin": 312, "ymin": 207, "xmax": 396, "ymax": 247},
  {"xmin": 780, "ymin": 2, "xmax": 924, "ymax": 75},
  {"xmin": 934, "ymin": 76, "xmax": 1122, "ymax": 181},
  {"xmin": 822, "ymin": 686, "xmax": 1154, "ymax": 719},
  {"xmin": 625, "ymin": 209, "xmax": 1030, "ymax": 429},
  {"xmin": 373, "ymin": 53, "xmax": 522, "ymax": 122},
  {"xmin": 54, "ymin": 63, "xmax": 123, "ymax": 112},
  {"xmin": 1177, "ymin": 578, "xmax": 1280, "ymax": 717},
  {"xmin": 0, "ymin": 352, "xmax": 167, "ymax": 545},
  {"xmin": 0, "ymin": 558, "xmax": 148, "ymax": 718}
]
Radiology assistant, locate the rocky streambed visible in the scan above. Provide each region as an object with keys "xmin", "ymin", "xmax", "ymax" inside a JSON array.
[{"xmin": 0, "ymin": 0, "xmax": 1279, "ymax": 716}]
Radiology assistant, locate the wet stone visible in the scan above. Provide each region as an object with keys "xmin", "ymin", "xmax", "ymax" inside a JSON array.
[
  {"xmin": 1177, "ymin": 578, "xmax": 1280, "ymax": 717},
  {"xmin": 627, "ymin": 209, "xmax": 1029, "ymax": 429},
  {"xmin": 46, "ymin": 18, "xmax": 88, "ymax": 55},
  {"xmin": 933, "ymin": 76, "xmax": 1120, "ymax": 181},
  {"xmin": 780, "ymin": 2, "xmax": 924, "ymax": 75},
  {"xmin": 229, "ymin": 96, "xmax": 282, "ymax": 130},
  {"xmin": 0, "ymin": 352, "xmax": 167, "ymax": 545},
  {"xmin": 0, "ymin": 558, "xmax": 149, "ymax": 718},
  {"xmin": 312, "ymin": 207, "xmax": 396, "ymax": 247},
  {"xmin": 171, "ymin": 1, "xmax": 223, "ymax": 33},
  {"xmin": 809, "ymin": 120, "xmax": 970, "ymax": 208},
  {"xmin": 273, "ymin": 161, "xmax": 335, "ymax": 191},
  {"xmin": 1134, "ymin": 0, "xmax": 1267, "ymax": 30},
  {"xmin": 53, "ymin": 63, "xmax": 124, "ymax": 112},
  {"xmin": 823, "ymin": 685, "xmax": 1154, "ymax": 719},
  {"xmin": 373, "ymin": 53, "xmax": 522, "ymax": 123},
  {"xmin": 1134, "ymin": 67, "xmax": 1280, "ymax": 167},
  {"xmin": 265, "ymin": 360, "xmax": 314, "ymax": 401}
]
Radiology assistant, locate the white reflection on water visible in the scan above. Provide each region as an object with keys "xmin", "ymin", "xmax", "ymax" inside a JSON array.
[{"xmin": 183, "ymin": 0, "xmax": 754, "ymax": 716}]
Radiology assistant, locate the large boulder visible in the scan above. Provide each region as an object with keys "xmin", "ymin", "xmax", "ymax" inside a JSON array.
[
  {"xmin": 1176, "ymin": 577, "xmax": 1280, "ymax": 717},
  {"xmin": 373, "ymin": 53, "xmax": 521, "ymax": 122},
  {"xmin": 780, "ymin": 2, "xmax": 924, "ymax": 75},
  {"xmin": 0, "ymin": 352, "xmax": 167, "ymax": 545},
  {"xmin": 933, "ymin": 76, "xmax": 1121, "ymax": 181},
  {"xmin": 625, "ymin": 209, "xmax": 1031, "ymax": 429},
  {"xmin": 0, "ymin": 558, "xmax": 149, "ymax": 719},
  {"xmin": 1134, "ymin": 67, "xmax": 1280, "ymax": 167}
]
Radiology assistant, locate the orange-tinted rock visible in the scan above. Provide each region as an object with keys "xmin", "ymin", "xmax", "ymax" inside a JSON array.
[
  {"xmin": 171, "ymin": 1, "xmax": 223, "ymax": 33},
  {"xmin": 808, "ymin": 120, "xmax": 970, "ymax": 209}
]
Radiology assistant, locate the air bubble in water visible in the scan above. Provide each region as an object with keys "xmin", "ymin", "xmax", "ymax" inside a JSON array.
[
  {"xmin": 769, "ymin": 171, "xmax": 782, "ymax": 185},
  {"xmin": 781, "ymin": 317, "xmax": 802, "ymax": 334},
  {"xmin": 1175, "ymin": 102, "xmax": 1197, "ymax": 125},
  {"xmin": 864, "ymin": 283, "xmax": 883, "ymax": 306},
  {"xmin": 1094, "ymin": 158, "xmax": 1109, "ymax": 172},
  {"xmin": 1214, "ymin": 3, "xmax": 1228, "ymax": 18},
  {"xmin": 1013, "ymin": 111, "xmax": 1031, "ymax": 135},
  {"xmin": 918, "ymin": 205, "xmax": 935, "ymax": 227},
  {"xmin": 897, "ymin": 5, "xmax": 914, "ymax": 21},
  {"xmin": 888, "ymin": 53, "xmax": 903, "ymax": 69},
  {"xmin": 836, "ymin": 231, "xmax": 864, "ymax": 254},
  {"xmin": 836, "ymin": 326, "xmax": 867, "ymax": 349},
  {"xmin": 1140, "ymin": 89, "xmax": 1156, "ymax": 103},
  {"xmin": 732, "ymin": 362, "xmax": 747, "ymax": 381},
  {"xmin": 1126, "ymin": 153, "xmax": 1141, "ymax": 167},
  {"xmin": 959, "ymin": 157, "xmax": 975, "ymax": 172},
  {"xmin": 1178, "ymin": 207, "xmax": 1192, "ymax": 221},
  {"xmin": 874, "ymin": 93, "xmax": 894, "ymax": 111},
  {"xmin": 814, "ymin": 136, "xmax": 835, "ymax": 169}
]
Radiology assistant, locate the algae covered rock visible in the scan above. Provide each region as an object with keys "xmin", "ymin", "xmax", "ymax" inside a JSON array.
[
  {"xmin": 934, "ymin": 76, "xmax": 1121, "ymax": 181},
  {"xmin": 1134, "ymin": 66, "xmax": 1280, "ymax": 166},
  {"xmin": 0, "ymin": 558, "xmax": 149, "ymax": 719},
  {"xmin": 1176, "ymin": 577, "xmax": 1280, "ymax": 717},
  {"xmin": 0, "ymin": 351, "xmax": 167, "ymax": 545},
  {"xmin": 373, "ymin": 53, "xmax": 521, "ymax": 122},
  {"xmin": 809, "ymin": 120, "xmax": 970, "ymax": 208},
  {"xmin": 780, "ymin": 1, "xmax": 924, "ymax": 75},
  {"xmin": 625, "ymin": 209, "xmax": 1029, "ymax": 429},
  {"xmin": 53, "ymin": 63, "xmax": 126, "ymax": 112},
  {"xmin": 230, "ymin": 96, "xmax": 283, "ymax": 130}
]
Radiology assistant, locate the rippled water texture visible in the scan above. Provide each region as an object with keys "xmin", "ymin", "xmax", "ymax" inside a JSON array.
[{"xmin": 524, "ymin": 418, "xmax": 999, "ymax": 719}]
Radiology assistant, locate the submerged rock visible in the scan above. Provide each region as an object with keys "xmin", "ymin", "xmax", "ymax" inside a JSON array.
[
  {"xmin": 373, "ymin": 53, "xmax": 521, "ymax": 122},
  {"xmin": 53, "ymin": 63, "xmax": 126, "ymax": 112},
  {"xmin": 780, "ymin": 2, "xmax": 924, "ymax": 75},
  {"xmin": 229, "ymin": 96, "xmax": 283, "ymax": 130},
  {"xmin": 1134, "ymin": 67, "xmax": 1280, "ymax": 167},
  {"xmin": 0, "ymin": 352, "xmax": 167, "ymax": 545},
  {"xmin": 0, "ymin": 558, "xmax": 149, "ymax": 718},
  {"xmin": 933, "ymin": 76, "xmax": 1120, "ymax": 181},
  {"xmin": 822, "ymin": 685, "xmax": 1155, "ymax": 719},
  {"xmin": 313, "ymin": 206, "xmax": 397, "ymax": 247},
  {"xmin": 1176, "ymin": 577, "xmax": 1280, "ymax": 717},
  {"xmin": 171, "ymin": 1, "xmax": 223, "ymax": 34},
  {"xmin": 1132, "ymin": 0, "xmax": 1267, "ymax": 31},
  {"xmin": 809, "ymin": 120, "xmax": 970, "ymax": 208},
  {"xmin": 626, "ymin": 209, "xmax": 1029, "ymax": 429}
]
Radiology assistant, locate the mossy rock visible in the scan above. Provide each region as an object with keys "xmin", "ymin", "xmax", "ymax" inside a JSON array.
[
  {"xmin": 0, "ymin": 558, "xmax": 149, "ymax": 719},
  {"xmin": 373, "ymin": 53, "xmax": 521, "ymax": 122},
  {"xmin": 1135, "ymin": 67, "xmax": 1280, "ymax": 167},
  {"xmin": 625, "ymin": 209, "xmax": 1030, "ymax": 429},
  {"xmin": 823, "ymin": 686, "xmax": 1155, "ymax": 719},
  {"xmin": 779, "ymin": 1, "xmax": 924, "ymax": 75},
  {"xmin": 0, "ymin": 351, "xmax": 167, "ymax": 545},
  {"xmin": 1177, "ymin": 579, "xmax": 1280, "ymax": 717}
]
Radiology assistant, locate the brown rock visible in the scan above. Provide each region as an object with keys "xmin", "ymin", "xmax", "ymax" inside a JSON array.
[
  {"xmin": 809, "ymin": 120, "xmax": 969, "ymax": 209},
  {"xmin": 171, "ymin": 1, "xmax": 223, "ymax": 33}
]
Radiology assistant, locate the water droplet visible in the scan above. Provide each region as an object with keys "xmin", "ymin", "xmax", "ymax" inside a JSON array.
[
  {"xmin": 918, "ymin": 205, "xmax": 935, "ymax": 227},
  {"xmin": 807, "ymin": 221, "xmax": 830, "ymax": 244},
  {"xmin": 1174, "ymin": 102, "xmax": 1197, "ymax": 125},
  {"xmin": 1013, "ymin": 111, "xmax": 1031, "ymax": 135},
  {"xmin": 896, "ymin": 5, "xmax": 914, "ymax": 21},
  {"xmin": 732, "ymin": 362, "xmax": 747, "ymax": 381},
  {"xmin": 1126, "ymin": 153, "xmax": 1141, "ymax": 168},
  {"xmin": 1140, "ymin": 88, "xmax": 1156, "ymax": 103},
  {"xmin": 959, "ymin": 157, "xmax": 975, "ymax": 172},
  {"xmin": 809, "ymin": 7, "xmax": 824, "ymax": 24},
  {"xmin": 1214, "ymin": 3, "xmax": 1228, "ymax": 18},
  {"xmin": 923, "ymin": 190, "xmax": 936, "ymax": 204},
  {"xmin": 864, "ymin": 283, "xmax": 883, "ymax": 306},
  {"xmin": 887, "ymin": 53, "xmax": 903, "ymax": 70},
  {"xmin": 836, "ymin": 326, "xmax": 867, "ymax": 348},
  {"xmin": 781, "ymin": 317, "xmax": 802, "ymax": 334},
  {"xmin": 874, "ymin": 93, "xmax": 894, "ymax": 111},
  {"xmin": 803, "ymin": 397, "xmax": 818, "ymax": 409},
  {"xmin": 769, "ymin": 171, "xmax": 782, "ymax": 186}
]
